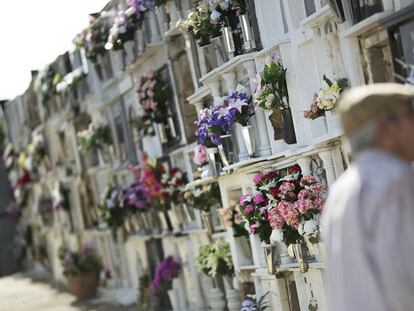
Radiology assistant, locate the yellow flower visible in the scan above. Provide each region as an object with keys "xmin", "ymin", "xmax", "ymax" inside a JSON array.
[{"xmin": 18, "ymin": 152, "xmax": 27, "ymax": 169}]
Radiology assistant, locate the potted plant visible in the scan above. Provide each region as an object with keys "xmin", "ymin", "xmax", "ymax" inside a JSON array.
[
  {"xmin": 196, "ymin": 240, "xmax": 239, "ymax": 310},
  {"xmin": 150, "ymin": 256, "xmax": 182, "ymax": 311},
  {"xmin": 254, "ymin": 54, "xmax": 296, "ymax": 144},
  {"xmin": 58, "ymin": 242, "xmax": 103, "ymax": 300}
]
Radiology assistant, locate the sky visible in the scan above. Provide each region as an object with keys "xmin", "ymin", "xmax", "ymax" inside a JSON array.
[{"xmin": 0, "ymin": 0, "xmax": 109, "ymax": 100}]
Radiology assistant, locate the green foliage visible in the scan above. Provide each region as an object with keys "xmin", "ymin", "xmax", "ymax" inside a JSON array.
[
  {"xmin": 78, "ymin": 125, "xmax": 112, "ymax": 153},
  {"xmin": 186, "ymin": 183, "xmax": 221, "ymax": 213},
  {"xmin": 196, "ymin": 240, "xmax": 234, "ymax": 278},
  {"xmin": 58, "ymin": 243, "xmax": 103, "ymax": 277}
]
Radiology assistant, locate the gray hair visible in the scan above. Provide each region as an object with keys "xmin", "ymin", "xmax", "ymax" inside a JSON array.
[{"xmin": 346, "ymin": 119, "xmax": 378, "ymax": 154}]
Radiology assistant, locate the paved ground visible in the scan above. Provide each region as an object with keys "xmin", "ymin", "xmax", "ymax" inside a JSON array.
[{"xmin": 0, "ymin": 274, "xmax": 138, "ymax": 311}]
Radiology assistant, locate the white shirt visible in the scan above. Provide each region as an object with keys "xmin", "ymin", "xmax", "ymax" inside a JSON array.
[{"xmin": 322, "ymin": 150, "xmax": 414, "ymax": 311}]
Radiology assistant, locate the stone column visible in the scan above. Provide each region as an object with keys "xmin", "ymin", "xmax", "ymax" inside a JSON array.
[
  {"xmin": 319, "ymin": 150, "xmax": 336, "ymax": 186},
  {"xmin": 243, "ymin": 60, "xmax": 271, "ymax": 157},
  {"xmin": 297, "ymin": 156, "xmax": 312, "ymax": 176},
  {"xmin": 206, "ymin": 80, "xmax": 221, "ymax": 102}
]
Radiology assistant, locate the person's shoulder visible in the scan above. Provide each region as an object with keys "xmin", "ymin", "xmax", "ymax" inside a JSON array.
[{"xmin": 329, "ymin": 165, "xmax": 360, "ymax": 196}]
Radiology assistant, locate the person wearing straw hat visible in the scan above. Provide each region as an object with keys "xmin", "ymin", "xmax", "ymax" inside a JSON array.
[{"xmin": 322, "ymin": 83, "xmax": 414, "ymax": 311}]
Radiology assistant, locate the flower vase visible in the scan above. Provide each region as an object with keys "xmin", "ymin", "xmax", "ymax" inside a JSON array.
[
  {"xmin": 209, "ymin": 288, "xmax": 226, "ymax": 311},
  {"xmin": 211, "ymin": 35, "xmax": 228, "ymax": 66},
  {"xmin": 200, "ymin": 164, "xmax": 213, "ymax": 179},
  {"xmin": 238, "ymin": 236, "xmax": 252, "ymax": 259},
  {"xmin": 226, "ymin": 288, "xmax": 241, "ymax": 311},
  {"xmin": 239, "ymin": 14, "xmax": 255, "ymax": 52},
  {"xmin": 217, "ymin": 208, "xmax": 232, "ymax": 229},
  {"xmin": 241, "ymin": 125, "xmax": 256, "ymax": 158},
  {"xmin": 222, "ymin": 26, "xmax": 235, "ymax": 59},
  {"xmin": 207, "ymin": 147, "xmax": 219, "ymax": 177},
  {"xmin": 167, "ymin": 289, "xmax": 180, "ymax": 311},
  {"xmin": 277, "ymin": 242, "xmax": 293, "ymax": 265},
  {"xmin": 97, "ymin": 149, "xmax": 105, "ymax": 167},
  {"xmin": 201, "ymin": 211, "xmax": 214, "ymax": 235},
  {"xmin": 282, "ymin": 108, "xmax": 297, "ymax": 145},
  {"xmin": 218, "ymin": 134, "xmax": 237, "ymax": 167},
  {"xmin": 158, "ymin": 211, "xmax": 170, "ymax": 233},
  {"xmin": 306, "ymin": 240, "xmax": 324, "ymax": 262},
  {"xmin": 183, "ymin": 203, "xmax": 196, "ymax": 223},
  {"xmin": 167, "ymin": 116, "xmax": 177, "ymax": 138},
  {"xmin": 201, "ymin": 43, "xmax": 219, "ymax": 71},
  {"xmin": 157, "ymin": 122, "xmax": 168, "ymax": 144},
  {"xmin": 292, "ymin": 243, "xmax": 309, "ymax": 273},
  {"xmin": 268, "ymin": 109, "xmax": 284, "ymax": 140},
  {"xmin": 263, "ymin": 244, "xmax": 278, "ymax": 275}
]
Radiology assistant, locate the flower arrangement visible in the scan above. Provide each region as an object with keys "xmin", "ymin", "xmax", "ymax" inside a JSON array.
[
  {"xmin": 304, "ymin": 75, "xmax": 349, "ymax": 119},
  {"xmin": 265, "ymin": 168, "xmax": 326, "ymax": 246},
  {"xmin": 180, "ymin": 4, "xmax": 222, "ymax": 46},
  {"xmin": 99, "ymin": 181, "xmax": 150, "ymax": 228},
  {"xmin": 160, "ymin": 167, "xmax": 188, "ymax": 206},
  {"xmin": 254, "ymin": 54, "xmax": 289, "ymax": 114},
  {"xmin": 193, "ymin": 144, "xmax": 208, "ymax": 166},
  {"xmin": 196, "ymin": 240, "xmax": 234, "ymax": 279},
  {"xmin": 77, "ymin": 124, "xmax": 112, "ymax": 153},
  {"xmin": 106, "ymin": 6, "xmax": 143, "ymax": 51},
  {"xmin": 150, "ymin": 256, "xmax": 181, "ymax": 294},
  {"xmin": 227, "ymin": 88, "xmax": 255, "ymax": 126},
  {"xmin": 76, "ymin": 16, "xmax": 109, "ymax": 63},
  {"xmin": 34, "ymin": 65, "xmax": 63, "ymax": 105},
  {"xmin": 136, "ymin": 70, "xmax": 172, "ymax": 136},
  {"xmin": 56, "ymin": 68, "xmax": 87, "ymax": 94},
  {"xmin": 239, "ymin": 170, "xmax": 280, "ymax": 244},
  {"xmin": 58, "ymin": 242, "xmax": 103, "ymax": 277},
  {"xmin": 128, "ymin": 0, "xmax": 155, "ymax": 18},
  {"xmin": 184, "ymin": 182, "xmax": 221, "ymax": 213}
]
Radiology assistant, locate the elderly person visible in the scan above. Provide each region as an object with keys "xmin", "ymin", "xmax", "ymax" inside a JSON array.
[{"xmin": 322, "ymin": 83, "xmax": 414, "ymax": 311}]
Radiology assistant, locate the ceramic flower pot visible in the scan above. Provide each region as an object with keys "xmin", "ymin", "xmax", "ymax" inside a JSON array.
[
  {"xmin": 241, "ymin": 125, "xmax": 256, "ymax": 158},
  {"xmin": 66, "ymin": 273, "xmax": 99, "ymax": 301},
  {"xmin": 306, "ymin": 240, "xmax": 325, "ymax": 262},
  {"xmin": 292, "ymin": 243, "xmax": 309, "ymax": 273},
  {"xmin": 239, "ymin": 14, "xmax": 255, "ymax": 52},
  {"xmin": 282, "ymin": 108, "xmax": 297, "ymax": 145},
  {"xmin": 201, "ymin": 211, "xmax": 215, "ymax": 235},
  {"xmin": 207, "ymin": 147, "xmax": 219, "ymax": 177}
]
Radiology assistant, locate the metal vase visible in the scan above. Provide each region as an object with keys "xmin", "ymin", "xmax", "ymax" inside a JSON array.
[
  {"xmin": 282, "ymin": 108, "xmax": 297, "ymax": 145},
  {"xmin": 218, "ymin": 134, "xmax": 237, "ymax": 167},
  {"xmin": 263, "ymin": 244, "xmax": 278, "ymax": 275},
  {"xmin": 241, "ymin": 125, "xmax": 256, "ymax": 158},
  {"xmin": 222, "ymin": 26, "xmax": 235, "ymax": 57},
  {"xmin": 210, "ymin": 35, "xmax": 228, "ymax": 66},
  {"xmin": 167, "ymin": 116, "xmax": 177, "ymax": 138},
  {"xmin": 207, "ymin": 147, "xmax": 219, "ymax": 177},
  {"xmin": 157, "ymin": 122, "xmax": 168, "ymax": 144},
  {"xmin": 293, "ymin": 243, "xmax": 309, "ymax": 273},
  {"xmin": 201, "ymin": 43, "xmax": 218, "ymax": 71},
  {"xmin": 201, "ymin": 211, "xmax": 214, "ymax": 235},
  {"xmin": 239, "ymin": 14, "xmax": 255, "ymax": 52},
  {"xmin": 183, "ymin": 203, "xmax": 196, "ymax": 222}
]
